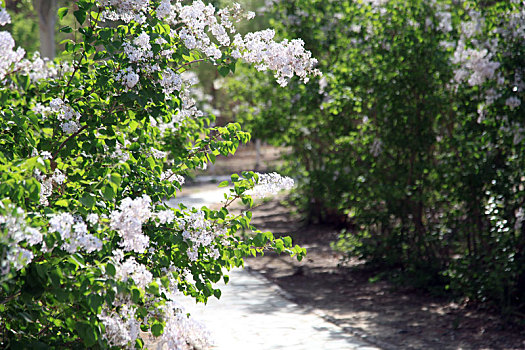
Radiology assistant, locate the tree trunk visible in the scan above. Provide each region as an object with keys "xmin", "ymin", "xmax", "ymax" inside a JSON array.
[{"xmin": 34, "ymin": 0, "xmax": 57, "ymax": 59}]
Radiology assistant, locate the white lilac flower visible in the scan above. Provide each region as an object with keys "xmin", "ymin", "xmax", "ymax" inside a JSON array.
[
  {"xmin": 175, "ymin": 210, "xmax": 224, "ymax": 262},
  {"xmin": 99, "ymin": 297, "xmax": 140, "ymax": 348},
  {"xmin": 98, "ymin": 0, "xmax": 151, "ymax": 23},
  {"xmin": 0, "ymin": 31, "xmax": 26, "ymax": 81},
  {"xmin": 0, "ymin": 7, "xmax": 11, "ymax": 26},
  {"xmin": 159, "ymin": 68, "xmax": 182, "ymax": 96},
  {"xmin": 86, "ymin": 213, "xmax": 99, "ymax": 225},
  {"xmin": 133, "ymin": 32, "xmax": 151, "ymax": 51},
  {"xmin": 34, "ymin": 168, "xmax": 68, "ymax": 206},
  {"xmin": 60, "ymin": 120, "xmax": 79, "ymax": 134},
  {"xmin": 109, "ymin": 141, "xmax": 130, "ymax": 163},
  {"xmin": 49, "ymin": 97, "xmax": 64, "ymax": 111},
  {"xmin": 506, "ymin": 96, "xmax": 521, "ymax": 110},
  {"xmin": 113, "ymin": 256, "xmax": 153, "ymax": 289},
  {"xmin": 247, "ymin": 172, "xmax": 294, "ymax": 197},
  {"xmin": 39, "ymin": 179, "xmax": 53, "ymax": 206},
  {"xmin": 48, "ymin": 213, "xmax": 102, "ymax": 253},
  {"xmin": 23, "ymin": 52, "xmax": 66, "ymax": 82},
  {"xmin": 160, "ymin": 170, "xmax": 185, "ymax": 185},
  {"xmin": 116, "ymin": 67, "xmax": 140, "ymax": 89},
  {"xmin": 232, "ymin": 29, "xmax": 321, "ymax": 86},
  {"xmin": 156, "ymin": 0, "xmax": 174, "ymax": 20},
  {"xmin": 123, "ymin": 70, "xmax": 139, "ymax": 88},
  {"xmin": 436, "ymin": 11, "xmax": 452, "ymax": 33},
  {"xmin": 52, "ymin": 169, "xmax": 66, "ymax": 184},
  {"xmin": 150, "ymin": 147, "xmax": 167, "ymax": 159},
  {"xmin": 0, "ymin": 204, "xmax": 43, "ymax": 273},
  {"xmin": 157, "ymin": 299, "xmax": 212, "ymax": 349},
  {"xmin": 45, "ymin": 98, "xmax": 82, "ymax": 134},
  {"xmin": 32, "ymin": 103, "xmax": 53, "ymax": 119},
  {"xmin": 156, "ymin": 210, "xmax": 175, "ymax": 225},
  {"xmin": 452, "ymin": 43, "xmax": 500, "ymax": 87},
  {"xmin": 110, "ymin": 195, "xmax": 152, "ymax": 253}
]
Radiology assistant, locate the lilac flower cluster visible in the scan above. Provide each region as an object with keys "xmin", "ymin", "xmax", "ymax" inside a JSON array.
[
  {"xmin": 175, "ymin": 209, "xmax": 224, "ymax": 261},
  {"xmin": 98, "ymin": 295, "xmax": 141, "ymax": 348},
  {"xmin": 110, "ymin": 195, "xmax": 152, "ymax": 253},
  {"xmin": 99, "ymin": 0, "xmax": 151, "ymax": 23},
  {"xmin": 160, "ymin": 169, "xmax": 185, "ymax": 186},
  {"xmin": 1, "ymin": 8, "xmax": 70, "ymax": 84},
  {"xmin": 99, "ymin": 249, "xmax": 212, "ymax": 349},
  {"xmin": 48, "ymin": 213, "xmax": 103, "ymax": 254},
  {"xmin": 232, "ymin": 29, "xmax": 321, "ymax": 86},
  {"xmin": 0, "ymin": 25, "xmax": 25, "ymax": 81},
  {"xmin": 111, "ymin": 250, "xmax": 153, "ymax": 289},
  {"xmin": 157, "ymin": 299, "xmax": 212, "ymax": 350},
  {"xmin": 102, "ymin": 0, "xmax": 319, "ymax": 95},
  {"xmin": 99, "ymin": 289, "xmax": 212, "ymax": 349},
  {"xmin": 0, "ymin": 204, "xmax": 42, "ymax": 274},
  {"xmin": 452, "ymin": 42, "xmax": 500, "ymax": 87},
  {"xmin": 248, "ymin": 172, "xmax": 295, "ymax": 197},
  {"xmin": 48, "ymin": 98, "xmax": 82, "ymax": 134},
  {"xmin": 32, "ymin": 152, "xmax": 66, "ymax": 206}
]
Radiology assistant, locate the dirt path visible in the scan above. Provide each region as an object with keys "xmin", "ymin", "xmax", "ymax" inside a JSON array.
[
  {"xmin": 169, "ymin": 184, "xmax": 381, "ymax": 350},
  {"xmin": 245, "ymin": 197, "xmax": 525, "ymax": 350},
  {"xmin": 180, "ymin": 145, "xmax": 525, "ymax": 349}
]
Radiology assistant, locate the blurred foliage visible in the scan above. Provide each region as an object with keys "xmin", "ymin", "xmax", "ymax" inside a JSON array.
[
  {"xmin": 5, "ymin": 0, "xmax": 92, "ymax": 59},
  {"xmin": 223, "ymin": 0, "xmax": 525, "ymax": 317},
  {"xmin": 5, "ymin": 0, "xmax": 39, "ymax": 53}
]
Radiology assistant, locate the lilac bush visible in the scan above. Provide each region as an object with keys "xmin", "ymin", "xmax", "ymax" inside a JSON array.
[{"xmin": 0, "ymin": 0, "xmax": 309, "ymax": 347}]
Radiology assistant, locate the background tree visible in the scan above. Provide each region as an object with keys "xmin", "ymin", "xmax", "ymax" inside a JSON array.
[
  {"xmin": 33, "ymin": 0, "xmax": 57, "ymax": 58},
  {"xmin": 223, "ymin": 0, "xmax": 525, "ymax": 317}
]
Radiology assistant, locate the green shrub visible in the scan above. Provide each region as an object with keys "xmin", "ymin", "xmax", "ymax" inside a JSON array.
[
  {"xmin": 0, "ymin": 0, "xmax": 313, "ymax": 347},
  {"xmin": 226, "ymin": 0, "xmax": 525, "ymax": 315}
]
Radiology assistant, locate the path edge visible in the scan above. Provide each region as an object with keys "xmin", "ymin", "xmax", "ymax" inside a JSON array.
[{"xmin": 243, "ymin": 265, "xmax": 399, "ymax": 350}]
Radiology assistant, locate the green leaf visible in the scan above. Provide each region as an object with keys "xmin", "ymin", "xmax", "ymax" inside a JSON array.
[
  {"xmin": 58, "ymin": 26, "xmax": 73, "ymax": 33},
  {"xmin": 105, "ymin": 263, "xmax": 116, "ymax": 277},
  {"xmin": 253, "ymin": 233, "xmax": 266, "ymax": 247},
  {"xmin": 218, "ymin": 180, "xmax": 229, "ymax": 188},
  {"xmin": 110, "ymin": 173, "xmax": 122, "ymax": 187},
  {"xmin": 146, "ymin": 282, "xmax": 160, "ymax": 296},
  {"xmin": 218, "ymin": 66, "xmax": 230, "ymax": 77},
  {"xmin": 102, "ymin": 186, "xmax": 115, "ymax": 201},
  {"xmin": 131, "ymin": 288, "xmax": 141, "ymax": 303},
  {"xmin": 58, "ymin": 7, "xmax": 69, "ymax": 20},
  {"xmin": 55, "ymin": 199, "xmax": 69, "ymax": 207},
  {"xmin": 151, "ymin": 323, "xmax": 164, "ymax": 337},
  {"xmin": 80, "ymin": 193, "xmax": 95, "ymax": 209},
  {"xmin": 74, "ymin": 9, "xmax": 87, "ymax": 25},
  {"xmin": 274, "ymin": 239, "xmax": 284, "ymax": 253},
  {"xmin": 87, "ymin": 294, "xmax": 103, "ymax": 313},
  {"xmin": 76, "ymin": 322, "xmax": 97, "ymax": 347}
]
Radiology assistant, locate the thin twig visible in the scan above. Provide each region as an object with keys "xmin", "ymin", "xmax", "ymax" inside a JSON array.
[
  {"xmin": 1, "ymin": 292, "xmax": 21, "ymax": 305},
  {"xmin": 175, "ymin": 59, "xmax": 206, "ymax": 72},
  {"xmin": 52, "ymin": 124, "xmax": 89, "ymax": 159}
]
